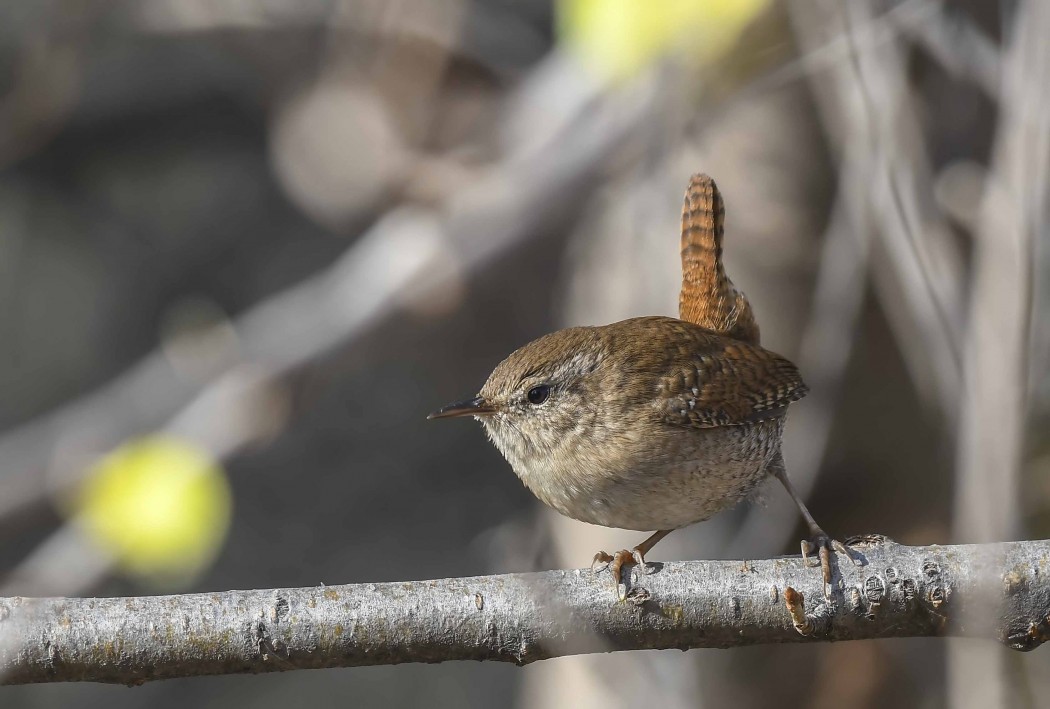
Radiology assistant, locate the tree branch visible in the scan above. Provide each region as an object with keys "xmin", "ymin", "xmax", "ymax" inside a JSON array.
[{"xmin": 2, "ymin": 538, "xmax": 1048, "ymax": 685}]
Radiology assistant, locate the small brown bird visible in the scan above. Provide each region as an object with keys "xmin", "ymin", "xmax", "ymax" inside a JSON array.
[{"xmin": 430, "ymin": 174, "xmax": 854, "ymax": 595}]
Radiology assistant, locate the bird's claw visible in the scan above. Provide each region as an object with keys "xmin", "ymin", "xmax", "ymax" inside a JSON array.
[
  {"xmin": 591, "ymin": 551, "xmax": 614, "ymax": 574},
  {"xmin": 592, "ymin": 548, "xmax": 650, "ymax": 600},
  {"xmin": 801, "ymin": 532, "xmax": 862, "ymax": 597}
]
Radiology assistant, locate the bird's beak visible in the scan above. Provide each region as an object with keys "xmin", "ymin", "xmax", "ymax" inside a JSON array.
[{"xmin": 427, "ymin": 396, "xmax": 496, "ymax": 420}]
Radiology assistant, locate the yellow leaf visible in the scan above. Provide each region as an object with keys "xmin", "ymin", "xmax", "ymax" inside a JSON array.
[
  {"xmin": 557, "ymin": 0, "xmax": 771, "ymax": 82},
  {"xmin": 75, "ymin": 436, "xmax": 232, "ymax": 583}
]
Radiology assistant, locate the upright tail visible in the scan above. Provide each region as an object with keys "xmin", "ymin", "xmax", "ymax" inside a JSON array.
[{"xmin": 678, "ymin": 173, "xmax": 760, "ymax": 345}]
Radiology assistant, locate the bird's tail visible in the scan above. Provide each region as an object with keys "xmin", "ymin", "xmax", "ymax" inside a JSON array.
[{"xmin": 678, "ymin": 173, "xmax": 760, "ymax": 345}]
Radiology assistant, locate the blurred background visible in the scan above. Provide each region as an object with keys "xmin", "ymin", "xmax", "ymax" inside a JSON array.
[{"xmin": 1, "ymin": 0, "xmax": 1048, "ymax": 707}]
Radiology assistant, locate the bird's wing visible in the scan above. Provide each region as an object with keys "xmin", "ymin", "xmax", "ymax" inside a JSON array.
[{"xmin": 657, "ymin": 336, "xmax": 808, "ymax": 428}]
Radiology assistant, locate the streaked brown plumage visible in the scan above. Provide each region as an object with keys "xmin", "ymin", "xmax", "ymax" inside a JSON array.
[
  {"xmin": 431, "ymin": 173, "xmax": 854, "ymax": 596},
  {"xmin": 468, "ymin": 316, "xmax": 803, "ymax": 532}
]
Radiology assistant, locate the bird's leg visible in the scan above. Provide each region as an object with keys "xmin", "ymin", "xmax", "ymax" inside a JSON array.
[
  {"xmin": 592, "ymin": 529, "xmax": 672, "ymax": 598},
  {"xmin": 771, "ymin": 457, "xmax": 860, "ymax": 596}
]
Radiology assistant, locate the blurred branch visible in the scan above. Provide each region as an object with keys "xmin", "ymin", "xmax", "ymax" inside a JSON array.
[
  {"xmin": 0, "ymin": 55, "xmax": 667, "ymax": 526},
  {"xmin": 949, "ymin": 1, "xmax": 1050, "ymax": 706},
  {"xmin": 888, "ymin": 0, "xmax": 1000, "ymax": 97},
  {"xmin": 789, "ymin": 0, "xmax": 965, "ymax": 416},
  {"xmin": 735, "ymin": 0, "xmax": 967, "ymax": 564},
  {"xmin": 3, "ymin": 538, "xmax": 1049, "ymax": 685}
]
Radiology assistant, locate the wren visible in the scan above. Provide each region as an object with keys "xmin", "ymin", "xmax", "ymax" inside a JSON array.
[{"xmin": 430, "ymin": 174, "xmax": 856, "ymax": 596}]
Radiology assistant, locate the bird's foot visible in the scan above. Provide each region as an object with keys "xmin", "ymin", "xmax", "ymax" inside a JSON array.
[
  {"xmin": 592, "ymin": 548, "xmax": 652, "ymax": 600},
  {"xmin": 801, "ymin": 531, "xmax": 862, "ymax": 597}
]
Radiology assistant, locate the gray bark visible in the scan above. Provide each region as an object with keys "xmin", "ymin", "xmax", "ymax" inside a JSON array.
[{"xmin": 2, "ymin": 537, "xmax": 1048, "ymax": 685}]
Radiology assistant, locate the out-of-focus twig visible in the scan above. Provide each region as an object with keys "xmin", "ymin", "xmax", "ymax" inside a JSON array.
[
  {"xmin": 840, "ymin": 0, "xmax": 966, "ymax": 413},
  {"xmin": 0, "ymin": 58, "xmax": 668, "ymax": 533},
  {"xmin": 0, "ymin": 525, "xmax": 112, "ymax": 599},
  {"xmin": 739, "ymin": 0, "xmax": 933, "ymax": 99},
  {"xmin": 789, "ymin": 0, "xmax": 966, "ymax": 418},
  {"xmin": 735, "ymin": 0, "xmax": 967, "ymax": 562},
  {"xmin": 888, "ymin": 0, "xmax": 1000, "ymax": 98},
  {"xmin": 949, "ymin": 1, "xmax": 1050, "ymax": 707}
]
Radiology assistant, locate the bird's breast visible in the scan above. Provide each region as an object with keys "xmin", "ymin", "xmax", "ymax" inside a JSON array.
[{"xmin": 488, "ymin": 416, "xmax": 786, "ymax": 532}]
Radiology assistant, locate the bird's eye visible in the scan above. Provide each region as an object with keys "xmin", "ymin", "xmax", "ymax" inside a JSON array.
[{"xmin": 526, "ymin": 385, "xmax": 551, "ymax": 405}]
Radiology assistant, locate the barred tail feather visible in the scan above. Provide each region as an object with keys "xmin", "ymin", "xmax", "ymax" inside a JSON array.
[{"xmin": 678, "ymin": 174, "xmax": 760, "ymax": 345}]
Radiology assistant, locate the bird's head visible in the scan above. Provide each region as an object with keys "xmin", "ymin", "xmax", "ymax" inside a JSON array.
[{"xmin": 428, "ymin": 327, "xmax": 614, "ymax": 466}]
